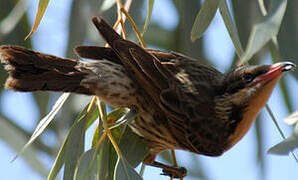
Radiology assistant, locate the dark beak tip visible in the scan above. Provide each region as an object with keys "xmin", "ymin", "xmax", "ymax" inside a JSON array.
[{"xmin": 281, "ymin": 62, "xmax": 296, "ymax": 72}]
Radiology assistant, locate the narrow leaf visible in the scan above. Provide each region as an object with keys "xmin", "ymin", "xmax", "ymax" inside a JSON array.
[
  {"xmin": 97, "ymin": 138, "xmax": 115, "ymax": 180},
  {"xmin": 114, "ymin": 157, "xmax": 142, "ymax": 180},
  {"xmin": 142, "ymin": 0, "xmax": 155, "ymax": 35},
  {"xmin": 97, "ymin": 129, "xmax": 121, "ymax": 180},
  {"xmin": 268, "ymin": 123, "xmax": 298, "ymax": 155},
  {"xmin": 100, "ymin": 0, "xmax": 117, "ymax": 12},
  {"xmin": 25, "ymin": 0, "xmax": 50, "ymax": 40},
  {"xmin": 109, "ymin": 109, "xmax": 137, "ymax": 130},
  {"xmin": 191, "ymin": 0, "xmax": 221, "ymax": 42},
  {"xmin": 268, "ymin": 112, "xmax": 298, "ymax": 155},
  {"xmin": 107, "ymin": 108, "xmax": 127, "ymax": 123},
  {"xmin": 47, "ymin": 134, "xmax": 68, "ymax": 180},
  {"xmin": 12, "ymin": 93, "xmax": 70, "ymax": 162},
  {"xmin": 219, "ymin": 0, "xmax": 244, "ymax": 57},
  {"xmin": 74, "ymin": 148, "xmax": 98, "ymax": 180},
  {"xmin": 284, "ymin": 111, "xmax": 298, "ymax": 125},
  {"xmin": 92, "ymin": 125, "xmax": 102, "ymax": 148},
  {"xmin": 63, "ymin": 104, "xmax": 93, "ymax": 180},
  {"xmin": 48, "ymin": 103, "xmax": 98, "ymax": 180},
  {"xmin": 119, "ymin": 127, "xmax": 149, "ymax": 168},
  {"xmin": 240, "ymin": 0, "xmax": 287, "ymax": 63}
]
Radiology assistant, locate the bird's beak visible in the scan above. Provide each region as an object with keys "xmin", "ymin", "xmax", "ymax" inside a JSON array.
[{"xmin": 253, "ymin": 62, "xmax": 296, "ymax": 85}]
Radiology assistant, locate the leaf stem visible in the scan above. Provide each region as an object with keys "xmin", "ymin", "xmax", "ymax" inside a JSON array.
[
  {"xmin": 120, "ymin": 7, "xmax": 147, "ymax": 48},
  {"xmin": 96, "ymin": 98, "xmax": 130, "ymax": 177},
  {"xmin": 171, "ymin": 149, "xmax": 178, "ymax": 167}
]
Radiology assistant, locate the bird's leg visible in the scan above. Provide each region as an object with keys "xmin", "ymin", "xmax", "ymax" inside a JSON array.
[
  {"xmin": 149, "ymin": 161, "xmax": 187, "ymax": 179},
  {"xmin": 143, "ymin": 154, "xmax": 187, "ymax": 179}
]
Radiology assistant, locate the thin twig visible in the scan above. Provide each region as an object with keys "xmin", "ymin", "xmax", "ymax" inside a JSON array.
[
  {"xmin": 120, "ymin": 7, "xmax": 146, "ymax": 47},
  {"xmin": 85, "ymin": 132, "xmax": 107, "ymax": 180},
  {"xmin": 171, "ymin": 149, "xmax": 178, "ymax": 167},
  {"xmin": 96, "ymin": 98, "xmax": 124, "ymax": 159},
  {"xmin": 116, "ymin": 0, "xmax": 127, "ymax": 39}
]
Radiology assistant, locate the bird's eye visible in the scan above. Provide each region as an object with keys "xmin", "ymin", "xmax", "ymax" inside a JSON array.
[{"xmin": 243, "ymin": 73, "xmax": 254, "ymax": 83}]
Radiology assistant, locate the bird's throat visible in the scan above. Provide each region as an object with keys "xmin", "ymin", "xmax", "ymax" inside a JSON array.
[{"xmin": 226, "ymin": 77, "xmax": 281, "ymax": 149}]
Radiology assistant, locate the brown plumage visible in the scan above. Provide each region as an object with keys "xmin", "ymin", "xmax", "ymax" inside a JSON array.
[{"xmin": 0, "ymin": 16, "xmax": 295, "ymax": 178}]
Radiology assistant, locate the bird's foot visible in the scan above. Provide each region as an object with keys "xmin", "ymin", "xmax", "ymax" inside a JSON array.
[{"xmin": 149, "ymin": 161, "xmax": 187, "ymax": 179}]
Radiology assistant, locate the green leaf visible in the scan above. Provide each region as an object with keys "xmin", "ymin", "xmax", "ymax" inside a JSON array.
[
  {"xmin": 219, "ymin": 0, "xmax": 244, "ymax": 57},
  {"xmin": 100, "ymin": 0, "xmax": 117, "ymax": 12},
  {"xmin": 25, "ymin": 0, "xmax": 50, "ymax": 39},
  {"xmin": 13, "ymin": 93, "xmax": 70, "ymax": 162},
  {"xmin": 85, "ymin": 105, "xmax": 100, "ymax": 129},
  {"xmin": 109, "ymin": 109, "xmax": 137, "ymax": 130},
  {"xmin": 91, "ymin": 125, "xmax": 102, "ymax": 148},
  {"xmin": 240, "ymin": 0, "xmax": 287, "ymax": 63},
  {"xmin": 47, "ymin": 134, "xmax": 68, "ymax": 180},
  {"xmin": 119, "ymin": 127, "xmax": 149, "ymax": 168},
  {"xmin": 190, "ymin": 0, "xmax": 221, "ymax": 42},
  {"xmin": 114, "ymin": 157, "xmax": 143, "ymax": 180},
  {"xmin": 74, "ymin": 148, "xmax": 98, "ymax": 180},
  {"xmin": 268, "ymin": 123, "xmax": 298, "ymax": 155},
  {"xmin": 268, "ymin": 111, "xmax": 298, "ymax": 155},
  {"xmin": 63, "ymin": 110, "xmax": 87, "ymax": 180},
  {"xmin": 48, "ymin": 103, "xmax": 98, "ymax": 180},
  {"xmin": 142, "ymin": 0, "xmax": 155, "ymax": 35},
  {"xmin": 97, "ymin": 129, "xmax": 122, "ymax": 180},
  {"xmin": 107, "ymin": 108, "xmax": 127, "ymax": 123},
  {"xmin": 284, "ymin": 111, "xmax": 298, "ymax": 125}
]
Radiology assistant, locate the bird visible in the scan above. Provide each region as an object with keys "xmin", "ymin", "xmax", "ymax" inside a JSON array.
[{"xmin": 0, "ymin": 16, "xmax": 296, "ymax": 178}]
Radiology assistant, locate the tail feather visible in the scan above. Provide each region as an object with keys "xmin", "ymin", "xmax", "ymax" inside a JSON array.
[{"xmin": 0, "ymin": 45, "xmax": 93, "ymax": 95}]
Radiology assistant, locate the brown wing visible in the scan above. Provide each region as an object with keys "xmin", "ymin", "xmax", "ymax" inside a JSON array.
[
  {"xmin": 91, "ymin": 16, "xmax": 172, "ymax": 105},
  {"xmin": 156, "ymin": 53, "xmax": 227, "ymax": 154},
  {"xmin": 74, "ymin": 46, "xmax": 122, "ymax": 64}
]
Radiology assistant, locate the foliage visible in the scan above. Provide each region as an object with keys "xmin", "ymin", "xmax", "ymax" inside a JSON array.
[{"xmin": 0, "ymin": 0, "xmax": 297, "ymax": 179}]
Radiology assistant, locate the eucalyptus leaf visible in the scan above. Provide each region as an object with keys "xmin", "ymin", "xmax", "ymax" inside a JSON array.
[
  {"xmin": 190, "ymin": 0, "xmax": 221, "ymax": 42},
  {"xmin": 114, "ymin": 157, "xmax": 142, "ymax": 180},
  {"xmin": 240, "ymin": 0, "xmax": 287, "ymax": 63},
  {"xmin": 107, "ymin": 108, "xmax": 127, "ymax": 124},
  {"xmin": 74, "ymin": 148, "xmax": 98, "ymax": 180},
  {"xmin": 268, "ymin": 122, "xmax": 298, "ymax": 155},
  {"xmin": 119, "ymin": 127, "xmax": 149, "ymax": 168},
  {"xmin": 97, "ymin": 128, "xmax": 121, "ymax": 180},
  {"xmin": 219, "ymin": 0, "xmax": 244, "ymax": 57},
  {"xmin": 47, "ymin": 134, "xmax": 68, "ymax": 180},
  {"xmin": 100, "ymin": 0, "xmax": 117, "ymax": 12},
  {"xmin": 13, "ymin": 93, "xmax": 70, "ymax": 162},
  {"xmin": 48, "ymin": 103, "xmax": 98, "ymax": 180},
  {"xmin": 142, "ymin": 0, "xmax": 154, "ymax": 35},
  {"xmin": 25, "ymin": 0, "xmax": 50, "ymax": 39},
  {"xmin": 109, "ymin": 109, "xmax": 137, "ymax": 130},
  {"xmin": 63, "ymin": 109, "xmax": 87, "ymax": 180},
  {"xmin": 284, "ymin": 111, "xmax": 298, "ymax": 125}
]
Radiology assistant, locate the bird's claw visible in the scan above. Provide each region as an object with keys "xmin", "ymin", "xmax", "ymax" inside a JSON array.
[{"xmin": 160, "ymin": 166, "xmax": 187, "ymax": 179}]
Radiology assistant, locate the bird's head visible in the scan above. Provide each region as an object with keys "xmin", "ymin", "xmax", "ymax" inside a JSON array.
[
  {"xmin": 222, "ymin": 62, "xmax": 295, "ymax": 108},
  {"xmin": 219, "ymin": 62, "xmax": 296, "ymax": 149}
]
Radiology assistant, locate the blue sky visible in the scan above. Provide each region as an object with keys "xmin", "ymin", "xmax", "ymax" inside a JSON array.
[{"xmin": 0, "ymin": 0, "xmax": 297, "ymax": 179}]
